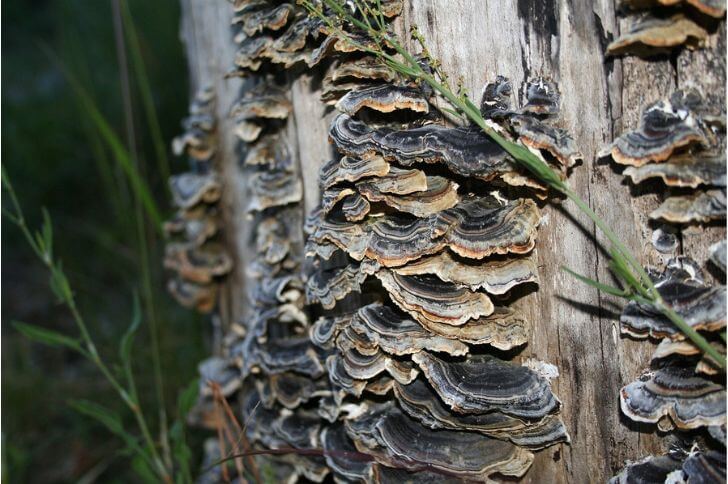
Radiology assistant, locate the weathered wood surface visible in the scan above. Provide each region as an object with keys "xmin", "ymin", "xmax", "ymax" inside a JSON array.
[{"xmin": 178, "ymin": 0, "xmax": 725, "ymax": 481}]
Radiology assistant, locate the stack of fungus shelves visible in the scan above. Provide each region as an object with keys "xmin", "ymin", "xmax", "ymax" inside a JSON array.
[
  {"xmin": 165, "ymin": 0, "xmax": 727, "ymax": 482},
  {"xmin": 169, "ymin": 0, "xmax": 596, "ymax": 481},
  {"xmin": 605, "ymin": 0, "xmax": 726, "ymax": 480},
  {"xmin": 166, "ymin": 88, "xmax": 233, "ymax": 314}
]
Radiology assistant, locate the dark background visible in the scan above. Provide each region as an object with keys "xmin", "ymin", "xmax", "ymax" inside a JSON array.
[{"xmin": 2, "ymin": 1, "xmax": 209, "ymax": 481}]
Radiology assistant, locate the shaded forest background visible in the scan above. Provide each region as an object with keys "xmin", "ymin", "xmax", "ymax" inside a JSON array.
[{"xmin": 2, "ymin": 1, "xmax": 208, "ymax": 481}]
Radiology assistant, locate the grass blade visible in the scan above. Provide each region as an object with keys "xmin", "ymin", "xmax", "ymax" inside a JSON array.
[
  {"xmin": 121, "ymin": 0, "xmax": 171, "ymax": 188},
  {"xmin": 13, "ymin": 322, "xmax": 83, "ymax": 353},
  {"xmin": 561, "ymin": 266, "xmax": 629, "ymax": 298},
  {"xmin": 40, "ymin": 45, "xmax": 164, "ymax": 231}
]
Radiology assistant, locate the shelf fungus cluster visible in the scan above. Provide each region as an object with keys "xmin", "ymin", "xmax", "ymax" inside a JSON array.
[
  {"xmin": 607, "ymin": 0, "xmax": 724, "ymax": 57},
  {"xmin": 601, "ymin": 89, "xmax": 726, "ymax": 226},
  {"xmin": 165, "ymin": 88, "xmax": 232, "ymax": 313},
  {"xmin": 303, "ymin": 65, "xmax": 576, "ymax": 478},
  {"xmin": 185, "ymin": 1, "xmax": 582, "ymax": 481},
  {"xmin": 610, "ymin": 255, "xmax": 726, "ymax": 480}
]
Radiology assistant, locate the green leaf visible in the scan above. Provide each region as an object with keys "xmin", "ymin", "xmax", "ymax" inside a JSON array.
[
  {"xmin": 41, "ymin": 207, "xmax": 54, "ymax": 259},
  {"xmin": 131, "ymin": 454, "xmax": 159, "ymax": 484},
  {"xmin": 48, "ymin": 263, "xmax": 72, "ymax": 303},
  {"xmin": 177, "ymin": 378, "xmax": 200, "ymax": 418},
  {"xmin": 13, "ymin": 321, "xmax": 82, "ymax": 352},
  {"xmin": 69, "ymin": 399, "xmax": 124, "ymax": 434},
  {"xmin": 41, "ymin": 46, "xmax": 164, "ymax": 231},
  {"xmin": 560, "ymin": 266, "xmax": 629, "ymax": 298},
  {"xmin": 119, "ymin": 292, "xmax": 142, "ymax": 365},
  {"xmin": 70, "ymin": 399, "xmax": 156, "ymax": 471}
]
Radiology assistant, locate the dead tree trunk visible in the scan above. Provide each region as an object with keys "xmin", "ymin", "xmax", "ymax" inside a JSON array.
[{"xmin": 177, "ymin": 1, "xmax": 725, "ymax": 481}]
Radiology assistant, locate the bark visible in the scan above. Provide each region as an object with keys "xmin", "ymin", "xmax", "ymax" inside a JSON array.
[{"xmin": 178, "ymin": 0, "xmax": 725, "ymax": 481}]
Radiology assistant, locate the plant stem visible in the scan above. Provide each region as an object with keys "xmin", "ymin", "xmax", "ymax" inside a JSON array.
[{"xmin": 2, "ymin": 171, "xmax": 173, "ymax": 481}]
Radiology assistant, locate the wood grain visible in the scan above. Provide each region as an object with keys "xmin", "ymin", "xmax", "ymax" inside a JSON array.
[{"xmin": 179, "ymin": 0, "xmax": 725, "ymax": 480}]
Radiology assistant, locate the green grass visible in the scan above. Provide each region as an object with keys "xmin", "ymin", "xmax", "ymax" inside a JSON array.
[{"xmin": 2, "ymin": 0, "xmax": 208, "ymax": 481}]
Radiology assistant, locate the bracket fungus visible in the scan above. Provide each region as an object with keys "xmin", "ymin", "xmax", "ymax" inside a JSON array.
[
  {"xmin": 607, "ymin": 14, "xmax": 709, "ymax": 56},
  {"xmin": 602, "ymin": 90, "xmax": 713, "ymax": 167},
  {"xmin": 620, "ymin": 361, "xmax": 726, "ymax": 430},
  {"xmin": 335, "ymin": 84, "xmax": 430, "ymax": 115},
  {"xmin": 649, "ymin": 189, "xmax": 727, "ymax": 224},
  {"xmin": 192, "ymin": 3, "xmax": 576, "ymax": 480},
  {"xmin": 165, "ymin": 88, "xmax": 231, "ymax": 313},
  {"xmin": 620, "ymin": 257, "xmax": 726, "ymax": 340}
]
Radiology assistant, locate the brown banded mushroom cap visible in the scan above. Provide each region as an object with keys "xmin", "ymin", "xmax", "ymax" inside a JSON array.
[
  {"xmin": 269, "ymin": 373, "xmax": 331, "ymax": 409},
  {"xmin": 341, "ymin": 347, "xmax": 419, "ymax": 384},
  {"xmin": 167, "ymin": 277, "xmax": 217, "ymax": 313},
  {"xmin": 649, "ymin": 189, "xmax": 726, "ymax": 223},
  {"xmin": 341, "ymin": 193, "xmax": 371, "ymax": 221},
  {"xmin": 481, "ymin": 75, "xmax": 513, "ymax": 119},
  {"xmin": 272, "ymin": 408, "xmax": 322, "ymax": 449},
  {"xmin": 432, "ymin": 196, "xmax": 541, "ymax": 259},
  {"xmin": 305, "ymin": 263, "xmax": 368, "ymax": 309},
  {"xmin": 252, "ymin": 337, "xmax": 326, "ymax": 378},
  {"xmin": 337, "ymin": 325, "xmax": 380, "ymax": 357},
  {"xmin": 233, "ymin": 3, "xmax": 293, "ymax": 37},
  {"xmin": 412, "ymin": 352, "xmax": 561, "ymax": 419},
  {"xmin": 244, "ymin": 134, "xmax": 292, "ymax": 170},
  {"xmin": 321, "ymin": 186, "xmax": 356, "ymax": 213},
  {"xmin": 169, "ymin": 172, "xmax": 222, "ymax": 209},
  {"xmin": 320, "ymin": 425, "xmax": 374, "ymax": 482},
  {"xmin": 310, "ymin": 314, "xmax": 352, "ymax": 350},
  {"xmin": 163, "ymin": 206, "xmax": 218, "ymax": 247},
  {"xmin": 608, "ymin": 450, "xmax": 686, "ymax": 484},
  {"xmin": 255, "ymin": 216, "xmax": 292, "ymax": 264},
  {"xmin": 417, "ymin": 306, "xmax": 530, "ymax": 349},
  {"xmin": 623, "ymin": 153, "xmax": 726, "ymax": 188},
  {"xmin": 354, "ymin": 166, "xmax": 428, "ymax": 195},
  {"xmin": 163, "ymin": 242, "xmax": 233, "ymax": 284},
  {"xmin": 274, "ymin": 14, "xmax": 323, "ymax": 52},
  {"xmin": 335, "ymin": 84, "xmax": 429, "ymax": 115},
  {"xmin": 230, "ymin": 84, "xmax": 292, "ymax": 120},
  {"xmin": 327, "ymin": 354, "xmax": 367, "ymax": 400},
  {"xmin": 250, "ymin": 274, "xmax": 304, "ymax": 306},
  {"xmin": 349, "ymin": 406, "xmax": 535, "ymax": 480},
  {"xmin": 606, "ymin": 14, "xmax": 709, "ymax": 56},
  {"xmin": 318, "ymin": 155, "xmax": 390, "ymax": 190},
  {"xmin": 350, "ymin": 303, "xmax": 469, "ymax": 356},
  {"xmin": 521, "ymin": 77, "xmax": 560, "ymax": 115},
  {"xmin": 620, "ymin": 362, "xmax": 726, "ymax": 429},
  {"xmin": 247, "ymin": 169, "xmax": 304, "ymax": 212},
  {"xmin": 621, "ymin": 258, "xmax": 726, "ymax": 339},
  {"xmin": 392, "ymin": 251, "xmax": 538, "ymax": 295},
  {"xmin": 308, "ymin": 214, "xmax": 439, "ymax": 266},
  {"xmin": 357, "ymin": 175, "xmax": 460, "ymax": 217},
  {"xmin": 375, "ymin": 269, "xmax": 495, "ymax": 326},
  {"xmin": 394, "ymin": 376, "xmax": 569, "ymax": 449},
  {"xmin": 605, "ymin": 92, "xmax": 711, "ymax": 167},
  {"xmin": 510, "ymin": 115, "xmax": 582, "ymax": 169},
  {"xmin": 325, "ymin": 56, "xmax": 395, "ymax": 84},
  {"xmin": 233, "ymin": 119, "xmax": 264, "ymax": 142},
  {"xmin": 329, "ymin": 113, "xmax": 518, "ymax": 180},
  {"xmin": 651, "ymin": 338, "xmax": 726, "ymax": 373},
  {"xmin": 197, "ymin": 357, "xmax": 241, "ymax": 397},
  {"xmin": 311, "ymin": 197, "xmax": 540, "ymax": 266},
  {"xmin": 234, "ymin": 36, "xmax": 272, "ymax": 71}
]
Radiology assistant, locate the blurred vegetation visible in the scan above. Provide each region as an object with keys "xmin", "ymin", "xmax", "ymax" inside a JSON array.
[{"xmin": 2, "ymin": 0, "xmax": 208, "ymax": 481}]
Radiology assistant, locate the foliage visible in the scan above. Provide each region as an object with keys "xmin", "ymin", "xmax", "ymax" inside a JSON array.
[
  {"xmin": 3, "ymin": 171, "xmax": 198, "ymax": 482},
  {"xmin": 2, "ymin": 0, "xmax": 206, "ymax": 481},
  {"xmin": 301, "ymin": 0, "xmax": 725, "ymax": 369}
]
